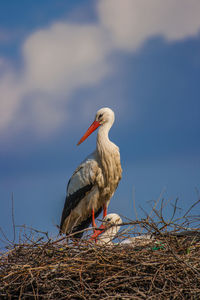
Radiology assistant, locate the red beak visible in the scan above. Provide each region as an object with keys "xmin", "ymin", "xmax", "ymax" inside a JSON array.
[
  {"xmin": 89, "ymin": 223, "xmax": 106, "ymax": 241},
  {"xmin": 77, "ymin": 120, "xmax": 100, "ymax": 146}
]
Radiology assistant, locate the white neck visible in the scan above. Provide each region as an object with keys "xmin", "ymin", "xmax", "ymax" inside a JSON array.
[
  {"xmin": 95, "ymin": 118, "xmax": 121, "ymax": 192},
  {"xmin": 97, "ymin": 121, "xmax": 114, "ymax": 152}
]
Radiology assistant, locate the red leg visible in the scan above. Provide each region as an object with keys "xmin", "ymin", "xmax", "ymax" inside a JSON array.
[
  {"xmin": 90, "ymin": 207, "xmax": 107, "ymax": 243},
  {"xmin": 91, "ymin": 208, "xmax": 97, "ymax": 243},
  {"xmin": 92, "ymin": 208, "xmax": 97, "ymax": 231},
  {"xmin": 103, "ymin": 204, "xmax": 107, "ymax": 218}
]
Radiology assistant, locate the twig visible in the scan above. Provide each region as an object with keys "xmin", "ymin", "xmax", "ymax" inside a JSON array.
[{"xmin": 11, "ymin": 192, "xmax": 16, "ymax": 243}]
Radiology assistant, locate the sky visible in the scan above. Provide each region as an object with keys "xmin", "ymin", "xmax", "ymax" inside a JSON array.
[{"xmin": 0, "ymin": 0, "xmax": 200, "ymax": 245}]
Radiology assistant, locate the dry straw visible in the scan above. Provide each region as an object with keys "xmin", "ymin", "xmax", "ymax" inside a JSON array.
[{"xmin": 0, "ymin": 198, "xmax": 200, "ymax": 299}]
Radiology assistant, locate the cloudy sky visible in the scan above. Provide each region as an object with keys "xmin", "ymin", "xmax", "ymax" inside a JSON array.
[{"xmin": 1, "ymin": 0, "xmax": 200, "ymax": 244}]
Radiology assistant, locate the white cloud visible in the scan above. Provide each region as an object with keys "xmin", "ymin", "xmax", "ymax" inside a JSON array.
[
  {"xmin": 0, "ymin": 67, "xmax": 25, "ymax": 132},
  {"xmin": 23, "ymin": 23, "xmax": 111, "ymax": 93},
  {"xmin": 0, "ymin": 23, "xmax": 112, "ymax": 136},
  {"xmin": 98, "ymin": 0, "xmax": 200, "ymax": 51},
  {"xmin": 1, "ymin": 0, "xmax": 200, "ymax": 137}
]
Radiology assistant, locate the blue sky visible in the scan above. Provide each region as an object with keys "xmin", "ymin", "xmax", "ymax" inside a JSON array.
[{"xmin": 0, "ymin": 0, "xmax": 200, "ymax": 245}]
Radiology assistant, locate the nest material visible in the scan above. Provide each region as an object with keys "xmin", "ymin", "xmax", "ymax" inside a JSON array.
[
  {"xmin": 1, "ymin": 197, "xmax": 200, "ymax": 299},
  {"xmin": 0, "ymin": 233, "xmax": 200, "ymax": 299}
]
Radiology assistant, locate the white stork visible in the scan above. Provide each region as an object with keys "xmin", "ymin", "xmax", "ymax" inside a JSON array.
[
  {"xmin": 90, "ymin": 213, "xmax": 122, "ymax": 245},
  {"xmin": 60, "ymin": 107, "xmax": 122, "ymax": 238},
  {"xmin": 90, "ymin": 213, "xmax": 154, "ymax": 246}
]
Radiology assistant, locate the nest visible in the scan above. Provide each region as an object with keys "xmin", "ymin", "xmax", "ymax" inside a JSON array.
[{"xmin": 0, "ymin": 199, "xmax": 200, "ymax": 299}]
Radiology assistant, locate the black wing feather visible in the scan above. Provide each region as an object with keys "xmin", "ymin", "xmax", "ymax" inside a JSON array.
[
  {"xmin": 71, "ymin": 206, "xmax": 102, "ymax": 239},
  {"xmin": 60, "ymin": 183, "xmax": 93, "ymax": 233}
]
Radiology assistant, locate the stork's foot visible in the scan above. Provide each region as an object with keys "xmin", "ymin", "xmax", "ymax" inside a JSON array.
[
  {"xmin": 90, "ymin": 207, "xmax": 107, "ymax": 243},
  {"xmin": 89, "ymin": 224, "xmax": 106, "ymax": 242},
  {"xmin": 90, "ymin": 228, "xmax": 98, "ymax": 243}
]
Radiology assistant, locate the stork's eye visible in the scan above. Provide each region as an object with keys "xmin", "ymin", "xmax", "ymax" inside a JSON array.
[
  {"xmin": 98, "ymin": 113, "xmax": 103, "ymax": 120},
  {"xmin": 106, "ymin": 217, "xmax": 111, "ymax": 222}
]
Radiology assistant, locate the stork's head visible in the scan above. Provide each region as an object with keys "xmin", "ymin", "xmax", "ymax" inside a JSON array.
[
  {"xmin": 90, "ymin": 213, "xmax": 122, "ymax": 244},
  {"xmin": 77, "ymin": 107, "xmax": 115, "ymax": 145},
  {"xmin": 102, "ymin": 213, "xmax": 122, "ymax": 227},
  {"xmin": 95, "ymin": 107, "xmax": 115, "ymax": 125}
]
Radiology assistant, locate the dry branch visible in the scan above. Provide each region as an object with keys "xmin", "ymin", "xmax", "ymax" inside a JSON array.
[{"xmin": 0, "ymin": 198, "xmax": 200, "ymax": 299}]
